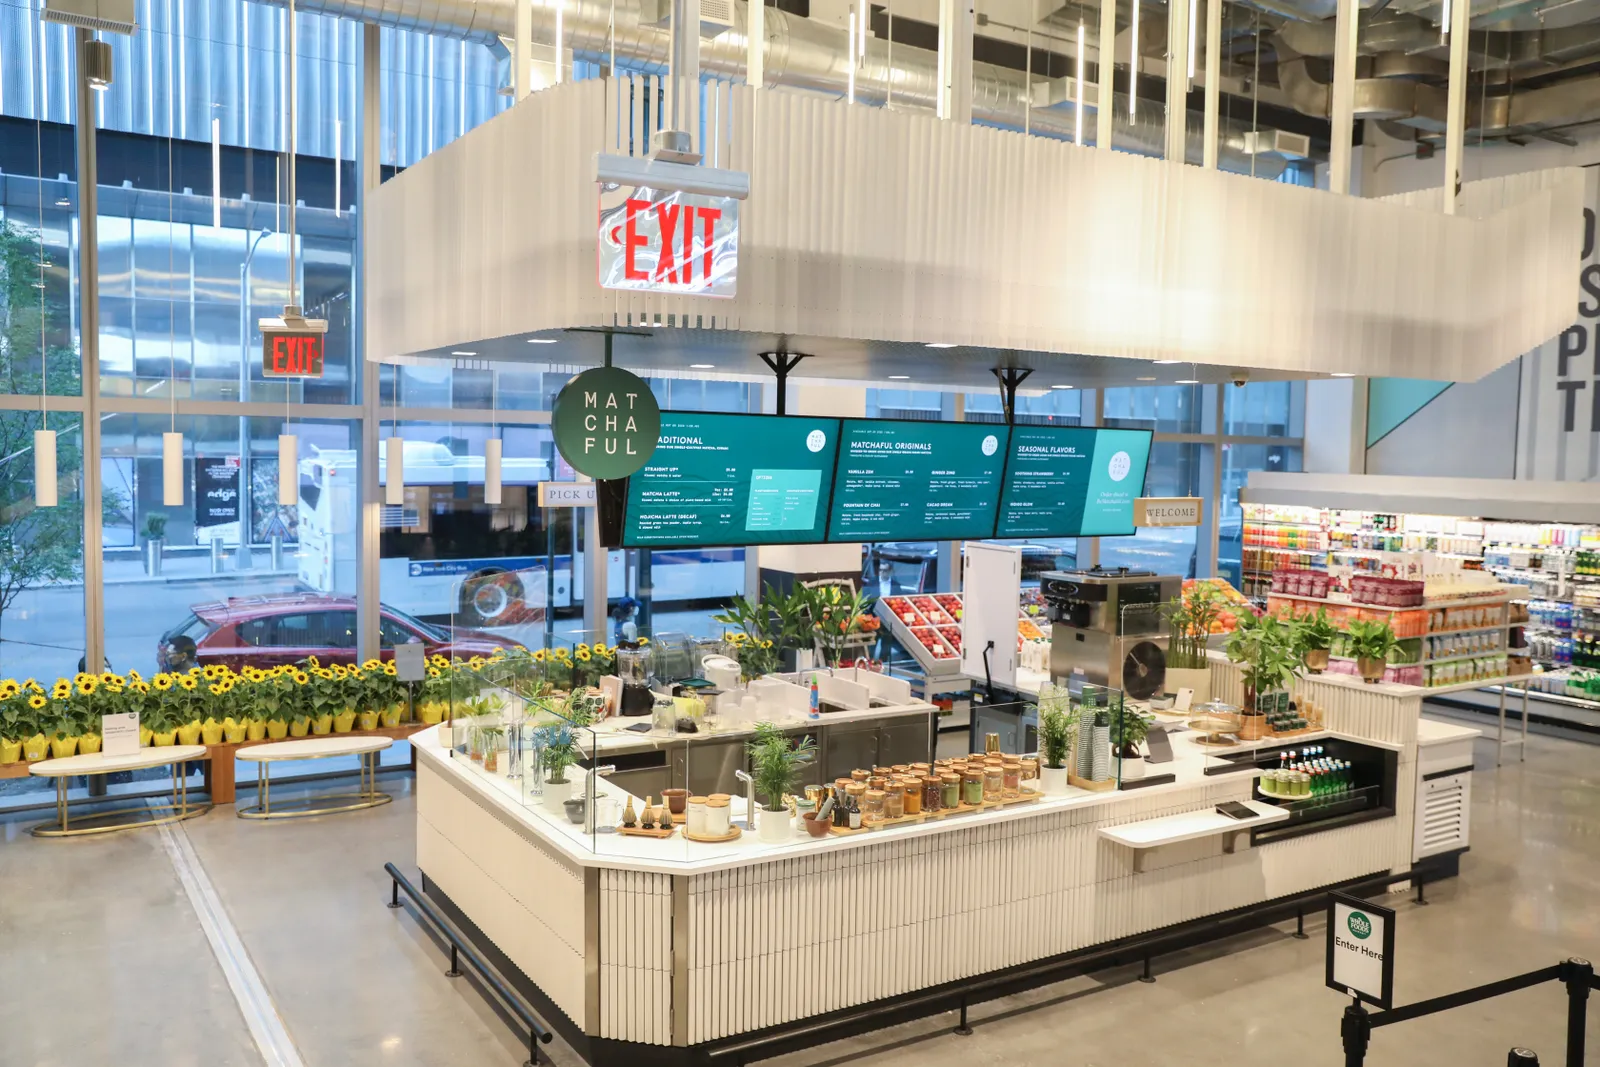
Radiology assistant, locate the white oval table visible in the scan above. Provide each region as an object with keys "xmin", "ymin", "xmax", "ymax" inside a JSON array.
[
  {"xmin": 28, "ymin": 745, "xmax": 211, "ymax": 837},
  {"xmin": 236, "ymin": 736, "xmax": 394, "ymax": 820}
]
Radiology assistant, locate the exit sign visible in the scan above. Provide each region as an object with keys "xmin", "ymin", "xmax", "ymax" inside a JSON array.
[{"xmin": 262, "ymin": 330, "xmax": 326, "ymax": 378}]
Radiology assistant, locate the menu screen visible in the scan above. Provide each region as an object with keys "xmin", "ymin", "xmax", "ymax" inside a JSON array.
[
  {"xmin": 622, "ymin": 413, "xmax": 840, "ymax": 547},
  {"xmin": 827, "ymin": 421, "xmax": 1009, "ymax": 542},
  {"xmin": 995, "ymin": 427, "xmax": 1152, "ymax": 538}
]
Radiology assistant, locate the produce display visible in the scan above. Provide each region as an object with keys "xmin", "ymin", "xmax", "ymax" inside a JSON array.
[{"xmin": 881, "ymin": 595, "xmax": 962, "ymax": 661}]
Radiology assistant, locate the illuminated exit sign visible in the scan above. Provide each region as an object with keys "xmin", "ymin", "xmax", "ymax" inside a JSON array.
[
  {"xmin": 261, "ymin": 330, "xmax": 326, "ymax": 378},
  {"xmin": 259, "ymin": 306, "xmax": 329, "ymax": 378}
]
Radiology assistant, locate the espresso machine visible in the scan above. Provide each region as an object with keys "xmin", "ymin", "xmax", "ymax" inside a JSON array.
[{"xmin": 1039, "ymin": 567, "xmax": 1182, "ymax": 700}]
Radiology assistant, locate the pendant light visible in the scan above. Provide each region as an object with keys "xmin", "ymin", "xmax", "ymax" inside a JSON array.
[
  {"xmin": 34, "ymin": 430, "xmax": 57, "ymax": 507},
  {"xmin": 484, "ymin": 366, "xmax": 502, "ymax": 506},
  {"xmin": 279, "ymin": 433, "xmax": 298, "ymax": 506},
  {"xmin": 163, "ymin": 433, "xmax": 184, "ymax": 505},
  {"xmin": 386, "ymin": 434, "xmax": 405, "ymax": 506},
  {"xmin": 33, "ymin": 122, "xmax": 54, "ymax": 508}
]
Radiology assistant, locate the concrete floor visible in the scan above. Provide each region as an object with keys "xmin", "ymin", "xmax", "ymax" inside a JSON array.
[{"xmin": 1, "ymin": 715, "xmax": 1596, "ymax": 1067}]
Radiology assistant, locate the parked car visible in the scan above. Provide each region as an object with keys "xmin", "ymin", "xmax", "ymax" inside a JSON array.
[{"xmin": 157, "ymin": 593, "xmax": 519, "ymax": 672}]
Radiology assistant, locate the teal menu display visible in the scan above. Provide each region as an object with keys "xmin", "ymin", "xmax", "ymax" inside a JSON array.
[
  {"xmin": 828, "ymin": 421, "xmax": 1009, "ymax": 542},
  {"xmin": 622, "ymin": 413, "xmax": 840, "ymax": 546},
  {"xmin": 996, "ymin": 427, "xmax": 1152, "ymax": 537}
]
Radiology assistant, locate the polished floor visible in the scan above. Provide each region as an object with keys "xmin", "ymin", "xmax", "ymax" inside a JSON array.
[{"xmin": 1, "ymin": 714, "xmax": 1595, "ymax": 1067}]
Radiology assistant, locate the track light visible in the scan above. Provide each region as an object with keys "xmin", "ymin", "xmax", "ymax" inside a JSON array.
[{"xmin": 163, "ymin": 432, "xmax": 184, "ymax": 506}]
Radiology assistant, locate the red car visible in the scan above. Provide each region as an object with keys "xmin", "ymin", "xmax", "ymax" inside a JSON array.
[{"xmin": 158, "ymin": 593, "xmax": 518, "ymax": 672}]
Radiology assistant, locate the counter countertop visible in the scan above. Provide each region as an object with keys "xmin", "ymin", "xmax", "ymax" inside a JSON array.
[
  {"xmin": 584, "ymin": 701, "xmax": 936, "ymax": 756},
  {"xmin": 1415, "ymin": 717, "xmax": 1484, "ymax": 746}
]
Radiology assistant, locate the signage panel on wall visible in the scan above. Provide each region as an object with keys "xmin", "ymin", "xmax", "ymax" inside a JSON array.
[
  {"xmin": 622, "ymin": 413, "xmax": 840, "ymax": 548},
  {"xmin": 996, "ymin": 428, "xmax": 1153, "ymax": 538},
  {"xmin": 551, "ymin": 366, "xmax": 662, "ymax": 480},
  {"xmin": 538, "ymin": 481, "xmax": 598, "ymax": 507},
  {"xmin": 597, "ymin": 185, "xmax": 739, "ymax": 297},
  {"xmin": 1325, "ymin": 891, "xmax": 1396, "ymax": 1009},
  {"xmin": 827, "ymin": 421, "xmax": 1009, "ymax": 542},
  {"xmin": 194, "ymin": 457, "xmax": 242, "ymax": 529},
  {"xmin": 1134, "ymin": 497, "xmax": 1203, "ymax": 527}
]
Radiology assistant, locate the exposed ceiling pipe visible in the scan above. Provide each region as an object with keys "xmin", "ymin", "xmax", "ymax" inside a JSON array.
[{"xmin": 254, "ymin": 0, "xmax": 1313, "ymax": 169}]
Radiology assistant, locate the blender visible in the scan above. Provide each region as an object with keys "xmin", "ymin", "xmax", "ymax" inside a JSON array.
[{"xmin": 616, "ymin": 640, "xmax": 655, "ymax": 716}]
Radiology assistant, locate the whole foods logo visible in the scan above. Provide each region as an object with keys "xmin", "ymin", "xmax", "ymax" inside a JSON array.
[{"xmin": 1347, "ymin": 911, "xmax": 1373, "ymax": 940}]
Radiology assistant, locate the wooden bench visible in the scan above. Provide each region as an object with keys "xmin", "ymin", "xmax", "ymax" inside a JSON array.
[{"xmin": 237, "ymin": 736, "xmax": 395, "ymax": 819}]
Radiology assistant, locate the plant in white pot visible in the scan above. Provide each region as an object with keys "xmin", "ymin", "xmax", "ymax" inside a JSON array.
[
  {"xmin": 534, "ymin": 691, "xmax": 600, "ymax": 814},
  {"xmin": 1110, "ymin": 703, "xmax": 1152, "ymax": 781},
  {"xmin": 747, "ymin": 722, "xmax": 815, "ymax": 842},
  {"xmin": 1036, "ymin": 697, "xmax": 1073, "ymax": 796},
  {"xmin": 1162, "ymin": 584, "xmax": 1223, "ymax": 706}
]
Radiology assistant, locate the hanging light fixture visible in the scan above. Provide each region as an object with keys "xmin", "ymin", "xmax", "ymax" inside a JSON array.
[
  {"xmin": 279, "ymin": 433, "xmax": 298, "ymax": 505},
  {"xmin": 164, "ymin": 136, "xmax": 184, "ymax": 509},
  {"xmin": 163, "ymin": 432, "xmax": 184, "ymax": 506},
  {"xmin": 34, "ymin": 430, "xmax": 58, "ymax": 508},
  {"xmin": 386, "ymin": 435, "xmax": 406, "ymax": 506}
]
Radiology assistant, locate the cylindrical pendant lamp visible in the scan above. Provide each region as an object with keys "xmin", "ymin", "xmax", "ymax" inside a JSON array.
[
  {"xmin": 484, "ymin": 438, "xmax": 503, "ymax": 506},
  {"xmin": 162, "ymin": 431, "xmax": 184, "ymax": 506},
  {"xmin": 386, "ymin": 436, "xmax": 405, "ymax": 506},
  {"xmin": 278, "ymin": 434, "xmax": 298, "ymax": 506},
  {"xmin": 34, "ymin": 429, "xmax": 57, "ymax": 507}
]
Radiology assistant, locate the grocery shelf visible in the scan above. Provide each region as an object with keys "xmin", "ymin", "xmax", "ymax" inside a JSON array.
[{"xmin": 1266, "ymin": 590, "xmax": 1514, "ymax": 611}]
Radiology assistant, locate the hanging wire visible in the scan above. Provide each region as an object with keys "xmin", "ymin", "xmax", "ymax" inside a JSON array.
[
  {"xmin": 35, "ymin": 69, "xmax": 47, "ymax": 436},
  {"xmin": 169, "ymin": 130, "xmax": 177, "ymax": 434},
  {"xmin": 1251, "ymin": 10, "xmax": 1260, "ymax": 179}
]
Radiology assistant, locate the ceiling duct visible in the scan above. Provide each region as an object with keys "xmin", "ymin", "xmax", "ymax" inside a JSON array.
[
  {"xmin": 40, "ymin": 0, "xmax": 137, "ymax": 34},
  {"xmin": 254, "ymin": 0, "xmax": 1314, "ymax": 171}
]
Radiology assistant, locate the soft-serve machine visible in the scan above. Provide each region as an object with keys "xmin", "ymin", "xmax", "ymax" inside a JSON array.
[{"xmin": 1039, "ymin": 567, "xmax": 1182, "ymax": 700}]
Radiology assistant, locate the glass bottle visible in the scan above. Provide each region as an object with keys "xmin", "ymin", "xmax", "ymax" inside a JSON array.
[
  {"xmin": 962, "ymin": 769, "xmax": 984, "ymax": 806},
  {"xmin": 983, "ymin": 765, "xmax": 1003, "ymax": 801},
  {"xmin": 847, "ymin": 789, "xmax": 862, "ymax": 830},
  {"xmin": 941, "ymin": 772, "xmax": 961, "ymax": 809},
  {"xmin": 1002, "ymin": 761, "xmax": 1021, "ymax": 798},
  {"xmin": 883, "ymin": 787, "xmax": 904, "ymax": 820},
  {"xmin": 922, "ymin": 775, "xmax": 942, "ymax": 812}
]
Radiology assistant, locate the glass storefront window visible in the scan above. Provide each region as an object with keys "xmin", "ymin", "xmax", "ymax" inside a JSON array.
[
  {"xmin": 964, "ymin": 389, "xmax": 1081, "ymax": 425},
  {"xmin": 1217, "ymin": 442, "xmax": 1304, "ymax": 587},
  {"xmin": 1224, "ymin": 381, "xmax": 1305, "ymax": 437},
  {"xmin": 0, "ymin": 417, "xmax": 86, "ymax": 681},
  {"xmin": 1099, "ymin": 441, "xmax": 1209, "ymax": 579},
  {"xmin": 1102, "ymin": 384, "xmax": 1208, "ymax": 433}
]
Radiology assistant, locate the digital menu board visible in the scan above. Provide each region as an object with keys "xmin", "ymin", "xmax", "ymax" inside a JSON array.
[
  {"xmin": 828, "ymin": 421, "xmax": 1009, "ymax": 542},
  {"xmin": 622, "ymin": 413, "xmax": 840, "ymax": 547},
  {"xmin": 995, "ymin": 427, "xmax": 1153, "ymax": 538}
]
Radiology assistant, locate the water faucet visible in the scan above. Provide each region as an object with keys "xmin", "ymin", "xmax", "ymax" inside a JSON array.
[{"xmin": 734, "ymin": 768, "xmax": 757, "ymax": 830}]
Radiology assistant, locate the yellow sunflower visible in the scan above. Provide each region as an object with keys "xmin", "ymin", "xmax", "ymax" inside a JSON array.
[
  {"xmin": 25, "ymin": 679, "xmax": 42, "ymax": 692},
  {"xmin": 152, "ymin": 674, "xmax": 173, "ymax": 691},
  {"xmin": 28, "ymin": 694, "xmax": 47, "ymax": 710},
  {"xmin": 77, "ymin": 678, "xmax": 98, "ymax": 695},
  {"xmin": 468, "ymin": 656, "xmax": 485, "ymax": 668},
  {"xmin": 306, "ymin": 655, "xmax": 321, "ymax": 668},
  {"xmin": 383, "ymin": 663, "xmax": 397, "ymax": 676},
  {"xmin": 132, "ymin": 681, "xmax": 150, "ymax": 693},
  {"xmin": 576, "ymin": 649, "xmax": 591, "ymax": 661},
  {"xmin": 533, "ymin": 649, "xmax": 547, "ymax": 662},
  {"xmin": 178, "ymin": 676, "xmax": 198, "ymax": 691},
  {"xmin": 427, "ymin": 667, "xmax": 442, "ymax": 679},
  {"xmin": 127, "ymin": 669, "xmax": 143, "ymax": 682},
  {"xmin": 188, "ymin": 666, "xmax": 202, "ymax": 676},
  {"xmin": 293, "ymin": 671, "xmax": 309, "ymax": 685},
  {"xmin": 100, "ymin": 671, "xmax": 118, "ymax": 685},
  {"xmin": 637, "ymin": 637, "xmax": 649, "ymax": 646},
  {"xmin": 363, "ymin": 658, "xmax": 382, "ymax": 671}
]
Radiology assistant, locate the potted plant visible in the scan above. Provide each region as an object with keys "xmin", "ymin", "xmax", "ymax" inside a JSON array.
[
  {"xmin": 534, "ymin": 691, "xmax": 600, "ymax": 813},
  {"xmin": 1293, "ymin": 608, "xmax": 1339, "ymax": 674},
  {"xmin": 747, "ymin": 722, "xmax": 816, "ymax": 842},
  {"xmin": 1346, "ymin": 619, "xmax": 1400, "ymax": 684},
  {"xmin": 143, "ymin": 511, "xmax": 168, "ymax": 577},
  {"xmin": 0, "ymin": 684, "xmax": 34, "ymax": 764},
  {"xmin": 713, "ymin": 594, "xmax": 782, "ymax": 680},
  {"xmin": 1224, "ymin": 608, "xmax": 1302, "ymax": 720},
  {"xmin": 1110, "ymin": 703, "xmax": 1152, "ymax": 781},
  {"xmin": 1036, "ymin": 693, "xmax": 1073, "ymax": 796},
  {"xmin": 1162, "ymin": 585, "xmax": 1224, "ymax": 705}
]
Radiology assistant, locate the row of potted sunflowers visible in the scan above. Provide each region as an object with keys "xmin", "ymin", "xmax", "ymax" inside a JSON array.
[{"xmin": 0, "ymin": 652, "xmax": 508, "ymax": 765}]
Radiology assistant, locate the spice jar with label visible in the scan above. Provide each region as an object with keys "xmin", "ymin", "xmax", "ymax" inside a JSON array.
[
  {"xmin": 1021, "ymin": 758, "xmax": 1038, "ymax": 786},
  {"xmin": 899, "ymin": 777, "xmax": 921, "ymax": 815},
  {"xmin": 921, "ymin": 775, "xmax": 942, "ymax": 812},
  {"xmin": 1002, "ymin": 761, "xmax": 1021, "ymax": 798},
  {"xmin": 962, "ymin": 769, "xmax": 984, "ymax": 806},
  {"xmin": 941, "ymin": 772, "xmax": 961, "ymax": 809},
  {"xmin": 883, "ymin": 787, "xmax": 904, "ymax": 820},
  {"xmin": 864, "ymin": 789, "xmax": 887, "ymax": 824},
  {"xmin": 983, "ymin": 764, "xmax": 1003, "ymax": 801}
]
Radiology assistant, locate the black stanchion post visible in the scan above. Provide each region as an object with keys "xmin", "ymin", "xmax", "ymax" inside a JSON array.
[
  {"xmin": 1561, "ymin": 957, "xmax": 1592, "ymax": 1067},
  {"xmin": 1341, "ymin": 999, "xmax": 1371, "ymax": 1067},
  {"xmin": 1508, "ymin": 1048, "xmax": 1540, "ymax": 1066}
]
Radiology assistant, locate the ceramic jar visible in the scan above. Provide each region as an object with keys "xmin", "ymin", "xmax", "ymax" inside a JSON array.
[
  {"xmin": 705, "ymin": 795, "xmax": 731, "ymax": 836},
  {"xmin": 686, "ymin": 796, "xmax": 709, "ymax": 836}
]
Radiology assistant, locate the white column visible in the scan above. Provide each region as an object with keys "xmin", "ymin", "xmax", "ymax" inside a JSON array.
[
  {"xmin": 1096, "ymin": 0, "xmax": 1116, "ymax": 149},
  {"xmin": 937, "ymin": 0, "xmax": 974, "ymax": 123},
  {"xmin": 75, "ymin": 30, "xmax": 105, "ymax": 672},
  {"xmin": 1329, "ymin": 0, "xmax": 1358, "ymax": 193},
  {"xmin": 748, "ymin": 0, "xmax": 765, "ymax": 89},
  {"xmin": 1442, "ymin": 0, "xmax": 1470, "ymax": 214},
  {"xmin": 357, "ymin": 23, "xmax": 383, "ymax": 660},
  {"xmin": 514, "ymin": 0, "xmax": 532, "ymax": 99},
  {"xmin": 1201, "ymin": 0, "xmax": 1221, "ymax": 169},
  {"xmin": 1164, "ymin": 0, "xmax": 1189, "ymax": 164}
]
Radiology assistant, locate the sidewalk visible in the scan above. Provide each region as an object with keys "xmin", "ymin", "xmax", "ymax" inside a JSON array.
[{"xmin": 97, "ymin": 548, "xmax": 300, "ymax": 587}]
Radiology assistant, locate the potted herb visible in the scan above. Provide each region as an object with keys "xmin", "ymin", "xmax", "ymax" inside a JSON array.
[
  {"xmin": 1224, "ymin": 608, "xmax": 1302, "ymax": 724},
  {"xmin": 1293, "ymin": 608, "xmax": 1339, "ymax": 674},
  {"xmin": 713, "ymin": 593, "xmax": 781, "ymax": 680},
  {"xmin": 534, "ymin": 691, "xmax": 600, "ymax": 814},
  {"xmin": 747, "ymin": 722, "xmax": 816, "ymax": 842},
  {"xmin": 1036, "ymin": 693, "xmax": 1073, "ymax": 796},
  {"xmin": 1346, "ymin": 619, "xmax": 1399, "ymax": 684},
  {"xmin": 143, "ymin": 511, "xmax": 168, "ymax": 577},
  {"xmin": 1161, "ymin": 585, "xmax": 1224, "ymax": 705},
  {"xmin": 1110, "ymin": 704, "xmax": 1152, "ymax": 781}
]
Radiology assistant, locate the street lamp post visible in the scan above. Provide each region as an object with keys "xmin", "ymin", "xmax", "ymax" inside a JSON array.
[{"xmin": 237, "ymin": 228, "xmax": 271, "ymax": 571}]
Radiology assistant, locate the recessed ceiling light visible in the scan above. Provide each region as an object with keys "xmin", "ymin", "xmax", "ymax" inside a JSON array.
[
  {"xmin": 1152, "ymin": 360, "xmax": 1181, "ymax": 365},
  {"xmin": 451, "ymin": 350, "xmax": 477, "ymax": 356},
  {"xmin": 1050, "ymin": 384, "xmax": 1075, "ymax": 390},
  {"xmin": 526, "ymin": 338, "xmax": 558, "ymax": 344},
  {"xmin": 925, "ymin": 343, "xmax": 958, "ymax": 349},
  {"xmin": 1331, "ymin": 372, "xmax": 1355, "ymax": 377},
  {"xmin": 690, "ymin": 363, "xmax": 715, "ymax": 370},
  {"xmin": 1137, "ymin": 376, "xmax": 1157, "ymax": 381},
  {"xmin": 1175, "ymin": 379, "xmax": 1200, "ymax": 385},
  {"xmin": 889, "ymin": 375, "xmax": 911, "ymax": 380}
]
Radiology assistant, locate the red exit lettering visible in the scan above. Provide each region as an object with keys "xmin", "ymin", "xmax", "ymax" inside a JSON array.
[
  {"xmin": 263, "ymin": 333, "xmax": 325, "ymax": 377},
  {"xmin": 620, "ymin": 199, "xmax": 722, "ymax": 289}
]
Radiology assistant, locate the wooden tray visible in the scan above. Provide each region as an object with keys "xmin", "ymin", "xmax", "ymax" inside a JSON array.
[
  {"xmin": 683, "ymin": 824, "xmax": 741, "ymax": 843},
  {"xmin": 828, "ymin": 792, "xmax": 1041, "ymax": 834},
  {"xmin": 618, "ymin": 825, "xmax": 676, "ymax": 839},
  {"xmin": 1068, "ymin": 772, "xmax": 1118, "ymax": 792}
]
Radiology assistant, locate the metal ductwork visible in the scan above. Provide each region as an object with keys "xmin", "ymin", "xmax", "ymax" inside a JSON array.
[{"xmin": 253, "ymin": 0, "xmax": 1313, "ymax": 171}]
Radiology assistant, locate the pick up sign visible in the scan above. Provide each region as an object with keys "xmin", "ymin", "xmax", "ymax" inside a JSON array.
[{"xmin": 597, "ymin": 185, "xmax": 739, "ymax": 298}]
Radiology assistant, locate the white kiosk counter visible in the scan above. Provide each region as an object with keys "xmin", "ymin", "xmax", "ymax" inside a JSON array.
[{"xmin": 412, "ymin": 657, "xmax": 1467, "ymax": 1065}]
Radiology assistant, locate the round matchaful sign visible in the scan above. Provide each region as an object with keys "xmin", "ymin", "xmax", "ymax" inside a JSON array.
[{"xmin": 550, "ymin": 366, "xmax": 662, "ymax": 479}]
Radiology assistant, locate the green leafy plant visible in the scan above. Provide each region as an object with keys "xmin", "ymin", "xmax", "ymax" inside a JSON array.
[
  {"xmin": 1292, "ymin": 607, "xmax": 1340, "ymax": 655},
  {"xmin": 142, "ymin": 511, "xmax": 168, "ymax": 541},
  {"xmin": 1224, "ymin": 608, "xmax": 1302, "ymax": 707},
  {"xmin": 534, "ymin": 690, "xmax": 601, "ymax": 785},
  {"xmin": 1345, "ymin": 618, "xmax": 1400, "ymax": 663},
  {"xmin": 1110, "ymin": 705, "xmax": 1151, "ymax": 758},
  {"xmin": 1038, "ymin": 703, "xmax": 1073, "ymax": 770},
  {"xmin": 1162, "ymin": 584, "xmax": 1225, "ymax": 670},
  {"xmin": 713, "ymin": 591, "xmax": 782, "ymax": 679},
  {"xmin": 746, "ymin": 722, "xmax": 816, "ymax": 812}
]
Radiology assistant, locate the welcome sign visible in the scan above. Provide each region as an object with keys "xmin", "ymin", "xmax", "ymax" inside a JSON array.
[
  {"xmin": 1326, "ymin": 891, "xmax": 1396, "ymax": 1009},
  {"xmin": 550, "ymin": 366, "xmax": 662, "ymax": 480}
]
